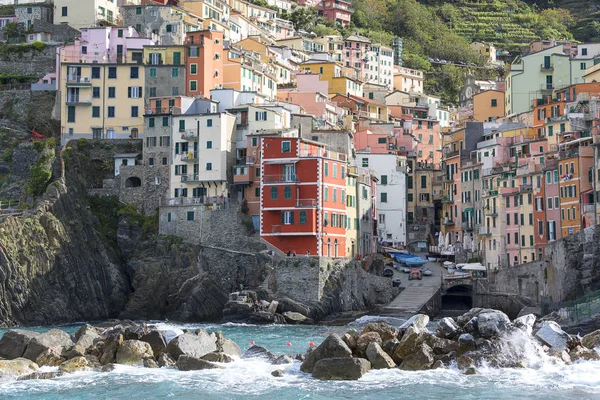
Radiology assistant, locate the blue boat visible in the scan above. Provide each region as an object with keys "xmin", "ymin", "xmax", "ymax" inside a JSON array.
[{"xmin": 393, "ymin": 253, "xmax": 428, "ymax": 266}]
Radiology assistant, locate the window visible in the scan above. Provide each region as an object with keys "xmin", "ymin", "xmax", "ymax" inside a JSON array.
[
  {"xmin": 491, "ymin": 99, "xmax": 497, "ymax": 107},
  {"xmin": 206, "ymin": 141, "xmax": 212, "ymax": 149},
  {"xmin": 92, "ymin": 87, "xmax": 100, "ymax": 98},
  {"xmin": 362, "ymin": 158, "xmax": 368, "ymax": 167},
  {"xmin": 252, "ymin": 138, "xmax": 258, "ymax": 147},
  {"xmin": 108, "ymin": 67, "xmax": 117, "ymax": 79},
  {"xmin": 189, "ymin": 81, "xmax": 197, "ymax": 91},
  {"xmin": 256, "ymin": 111, "xmax": 267, "ymax": 121},
  {"xmin": 149, "ymin": 68, "xmax": 157, "ymax": 78},
  {"xmin": 381, "ymin": 175, "xmax": 387, "ymax": 185},
  {"xmin": 118, "ymin": 29, "xmax": 123, "ymax": 38},
  {"xmin": 92, "ymin": 106, "xmax": 100, "ymax": 118},
  {"xmin": 92, "ymin": 67, "xmax": 100, "ymax": 79},
  {"xmin": 324, "ymin": 187, "xmax": 329, "ymax": 201},
  {"xmin": 130, "ymin": 67, "xmax": 139, "ymax": 79},
  {"xmin": 381, "ymin": 193, "xmax": 387, "ymax": 203},
  {"xmin": 108, "ymin": 107, "xmax": 115, "ymax": 118},
  {"xmin": 166, "ymin": 24, "xmax": 172, "ymax": 33},
  {"xmin": 162, "ymin": 116, "xmax": 169, "ymax": 126},
  {"xmin": 421, "ymin": 176, "xmax": 427, "ymax": 189},
  {"xmin": 187, "ymin": 211, "xmax": 194, "ymax": 221},
  {"xmin": 108, "ymin": 87, "xmax": 115, "ymax": 98},
  {"xmin": 62, "ymin": 6, "xmax": 67, "ymax": 16},
  {"xmin": 581, "ymin": 62, "xmax": 587, "ymax": 70},
  {"xmin": 297, "ymin": 209, "xmax": 308, "ymax": 225},
  {"xmin": 284, "ymin": 186, "xmax": 292, "ymax": 200},
  {"xmin": 271, "ymin": 187, "xmax": 278, "ymax": 200},
  {"xmin": 66, "ymin": 106, "xmax": 76, "ymax": 123},
  {"xmin": 377, "ymin": 137, "xmax": 387, "ymax": 144},
  {"xmin": 162, "ymin": 158, "xmax": 168, "ymax": 165},
  {"xmin": 171, "ymin": 68, "xmax": 179, "ymax": 78},
  {"xmin": 207, "ymin": 119, "xmax": 213, "ymax": 127},
  {"xmin": 333, "ymin": 164, "xmax": 338, "ymax": 178},
  {"xmin": 148, "ymin": 118, "xmax": 155, "ymax": 128},
  {"xmin": 281, "ymin": 141, "xmax": 291, "ymax": 153},
  {"xmin": 190, "ymin": 64, "xmax": 197, "ymax": 74},
  {"xmin": 136, "ymin": 6, "xmax": 141, "ymax": 14},
  {"xmin": 206, "ymin": 163, "xmax": 212, "ymax": 170},
  {"xmin": 131, "ymin": 106, "xmax": 138, "ymax": 118},
  {"xmin": 149, "ymin": 87, "xmax": 156, "ymax": 97},
  {"xmin": 128, "ymin": 86, "xmax": 142, "ymax": 98},
  {"xmin": 281, "ymin": 211, "xmax": 294, "ymax": 225}
]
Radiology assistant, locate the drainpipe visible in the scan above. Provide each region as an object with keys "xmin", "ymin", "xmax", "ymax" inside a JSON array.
[{"xmin": 594, "ymin": 144, "xmax": 598, "ymax": 226}]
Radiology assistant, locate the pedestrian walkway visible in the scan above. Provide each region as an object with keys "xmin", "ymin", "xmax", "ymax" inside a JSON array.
[{"xmin": 380, "ymin": 285, "xmax": 440, "ymax": 316}]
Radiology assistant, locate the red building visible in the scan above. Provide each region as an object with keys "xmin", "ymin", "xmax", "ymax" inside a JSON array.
[
  {"xmin": 185, "ymin": 30, "xmax": 224, "ymax": 97},
  {"xmin": 260, "ymin": 137, "xmax": 349, "ymax": 257},
  {"xmin": 318, "ymin": 0, "xmax": 352, "ymax": 27}
]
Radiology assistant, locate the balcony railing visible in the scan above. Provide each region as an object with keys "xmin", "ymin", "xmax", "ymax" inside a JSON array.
[
  {"xmin": 181, "ymin": 174, "xmax": 201, "ymax": 182},
  {"xmin": 479, "ymin": 227, "xmax": 492, "ymax": 236},
  {"xmin": 462, "ymin": 222, "xmax": 473, "ymax": 231},
  {"xmin": 541, "ymin": 83, "xmax": 554, "ymax": 91},
  {"xmin": 297, "ymin": 199, "xmax": 318, "ymax": 207},
  {"xmin": 181, "ymin": 132, "xmax": 197, "ymax": 141},
  {"xmin": 66, "ymin": 96, "xmax": 91, "ymax": 104},
  {"xmin": 485, "ymin": 208, "xmax": 498, "ymax": 216},
  {"xmin": 443, "ymin": 218, "xmax": 455, "ymax": 226},
  {"xmin": 520, "ymin": 184, "xmax": 533, "ymax": 192},
  {"xmin": 540, "ymin": 64, "xmax": 554, "ymax": 72},
  {"xmin": 180, "ymin": 153, "xmax": 198, "ymax": 161},
  {"xmin": 145, "ymin": 107, "xmax": 182, "ymax": 116},
  {"xmin": 583, "ymin": 204, "xmax": 596, "ymax": 214},
  {"xmin": 263, "ymin": 174, "xmax": 297, "ymax": 183},
  {"xmin": 66, "ymin": 76, "xmax": 92, "ymax": 85},
  {"xmin": 161, "ymin": 196, "xmax": 229, "ymax": 208}
]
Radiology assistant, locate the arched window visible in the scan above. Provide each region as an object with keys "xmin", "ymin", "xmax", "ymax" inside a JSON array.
[{"xmin": 125, "ymin": 176, "xmax": 142, "ymax": 187}]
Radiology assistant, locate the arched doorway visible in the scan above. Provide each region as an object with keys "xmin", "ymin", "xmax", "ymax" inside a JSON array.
[{"xmin": 125, "ymin": 176, "xmax": 142, "ymax": 187}]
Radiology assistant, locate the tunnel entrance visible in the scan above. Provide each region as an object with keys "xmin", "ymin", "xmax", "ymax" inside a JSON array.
[{"xmin": 441, "ymin": 284, "xmax": 473, "ymax": 313}]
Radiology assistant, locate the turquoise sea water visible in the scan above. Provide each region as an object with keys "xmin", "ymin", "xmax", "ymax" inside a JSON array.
[{"xmin": 1, "ymin": 317, "xmax": 600, "ymax": 399}]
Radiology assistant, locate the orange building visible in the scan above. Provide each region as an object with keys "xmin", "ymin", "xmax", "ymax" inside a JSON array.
[
  {"xmin": 472, "ymin": 90, "xmax": 505, "ymax": 122},
  {"xmin": 185, "ymin": 30, "xmax": 224, "ymax": 97},
  {"xmin": 260, "ymin": 137, "xmax": 349, "ymax": 257}
]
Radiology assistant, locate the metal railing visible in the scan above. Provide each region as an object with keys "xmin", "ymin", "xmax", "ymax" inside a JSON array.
[
  {"xmin": 263, "ymin": 174, "xmax": 297, "ymax": 183},
  {"xmin": 181, "ymin": 174, "xmax": 200, "ymax": 182},
  {"xmin": 66, "ymin": 76, "xmax": 92, "ymax": 84},
  {"xmin": 161, "ymin": 196, "xmax": 229, "ymax": 208},
  {"xmin": 297, "ymin": 199, "xmax": 317, "ymax": 207},
  {"xmin": 542, "ymin": 289, "xmax": 600, "ymax": 324}
]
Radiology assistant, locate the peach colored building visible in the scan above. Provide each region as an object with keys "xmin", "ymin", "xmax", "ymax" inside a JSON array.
[
  {"xmin": 472, "ymin": 90, "xmax": 505, "ymax": 122},
  {"xmin": 185, "ymin": 29, "xmax": 224, "ymax": 97}
]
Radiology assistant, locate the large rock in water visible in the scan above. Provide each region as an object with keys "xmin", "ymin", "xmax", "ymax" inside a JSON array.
[
  {"xmin": 365, "ymin": 342, "xmax": 395, "ymax": 369},
  {"xmin": 0, "ymin": 330, "xmax": 40, "ymax": 359},
  {"xmin": 582, "ymin": 329, "xmax": 600, "ymax": 350},
  {"xmin": 300, "ymin": 334, "xmax": 352, "ymax": 373},
  {"xmin": 58, "ymin": 356, "xmax": 90, "ymax": 373},
  {"xmin": 399, "ymin": 314, "xmax": 429, "ymax": 331},
  {"xmin": 116, "ymin": 340, "xmax": 154, "ymax": 366},
  {"xmin": 0, "ymin": 358, "xmax": 39, "ymax": 380},
  {"xmin": 140, "ymin": 330, "xmax": 167, "ymax": 358},
  {"xmin": 436, "ymin": 317, "xmax": 460, "ymax": 339},
  {"xmin": 355, "ymin": 332, "xmax": 382, "ymax": 358},
  {"xmin": 23, "ymin": 329, "xmax": 74, "ymax": 362},
  {"xmin": 241, "ymin": 345, "xmax": 277, "ymax": 362},
  {"xmin": 74, "ymin": 325, "xmax": 101, "ymax": 353},
  {"xmin": 535, "ymin": 321, "xmax": 570, "ymax": 350},
  {"xmin": 476, "ymin": 310, "xmax": 511, "ymax": 338},
  {"xmin": 35, "ymin": 346, "xmax": 66, "ymax": 367},
  {"xmin": 176, "ymin": 355, "xmax": 223, "ymax": 371},
  {"xmin": 312, "ymin": 358, "xmax": 371, "ymax": 380},
  {"xmin": 362, "ymin": 322, "xmax": 399, "ymax": 342},
  {"xmin": 514, "ymin": 314, "xmax": 536, "ymax": 335},
  {"xmin": 165, "ymin": 331, "xmax": 217, "ymax": 360},
  {"xmin": 392, "ymin": 326, "xmax": 427, "ymax": 363},
  {"xmin": 399, "ymin": 343, "xmax": 434, "ymax": 371},
  {"xmin": 215, "ymin": 332, "xmax": 241, "ymax": 357}
]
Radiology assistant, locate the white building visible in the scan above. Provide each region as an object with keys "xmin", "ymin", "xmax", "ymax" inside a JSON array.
[
  {"xmin": 53, "ymin": 0, "xmax": 120, "ymax": 30},
  {"xmin": 357, "ymin": 152, "xmax": 407, "ymax": 246}
]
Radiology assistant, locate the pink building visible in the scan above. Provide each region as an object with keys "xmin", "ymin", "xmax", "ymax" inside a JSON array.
[
  {"xmin": 275, "ymin": 18, "xmax": 294, "ymax": 40},
  {"xmin": 343, "ymin": 34, "xmax": 370, "ymax": 81},
  {"xmin": 319, "ymin": 0, "xmax": 352, "ymax": 27}
]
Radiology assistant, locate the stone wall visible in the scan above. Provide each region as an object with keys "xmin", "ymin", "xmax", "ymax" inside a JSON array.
[
  {"xmin": 144, "ymin": 65, "xmax": 186, "ymax": 102},
  {"xmin": 118, "ymin": 164, "xmax": 169, "ymax": 214},
  {"xmin": 0, "ymin": 90, "xmax": 59, "ymax": 136},
  {"xmin": 0, "ymin": 44, "xmax": 57, "ymax": 77}
]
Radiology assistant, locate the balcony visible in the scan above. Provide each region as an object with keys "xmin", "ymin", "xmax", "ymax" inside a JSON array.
[
  {"xmin": 181, "ymin": 132, "xmax": 197, "ymax": 141},
  {"xmin": 462, "ymin": 222, "xmax": 474, "ymax": 231},
  {"xmin": 66, "ymin": 76, "xmax": 92, "ymax": 86},
  {"xmin": 485, "ymin": 208, "xmax": 498, "ymax": 217},
  {"xmin": 263, "ymin": 174, "xmax": 297, "ymax": 183},
  {"xmin": 145, "ymin": 107, "xmax": 182, "ymax": 116},
  {"xmin": 66, "ymin": 96, "xmax": 91, "ymax": 105},
  {"xmin": 270, "ymin": 224, "xmax": 316, "ymax": 235},
  {"xmin": 483, "ymin": 189, "xmax": 498, "ymax": 197},
  {"xmin": 540, "ymin": 83, "xmax": 554, "ymax": 92},
  {"xmin": 297, "ymin": 199, "xmax": 318, "ymax": 207},
  {"xmin": 479, "ymin": 227, "xmax": 492, "ymax": 236},
  {"xmin": 583, "ymin": 204, "xmax": 596, "ymax": 214},
  {"xmin": 161, "ymin": 196, "xmax": 229, "ymax": 208},
  {"xmin": 520, "ymin": 184, "xmax": 533, "ymax": 192},
  {"xmin": 233, "ymin": 166, "xmax": 251, "ymax": 184},
  {"xmin": 181, "ymin": 174, "xmax": 201, "ymax": 183},
  {"xmin": 443, "ymin": 218, "xmax": 455, "ymax": 226},
  {"xmin": 441, "ymin": 196, "xmax": 454, "ymax": 203},
  {"xmin": 180, "ymin": 153, "xmax": 198, "ymax": 162},
  {"xmin": 540, "ymin": 64, "xmax": 554, "ymax": 72}
]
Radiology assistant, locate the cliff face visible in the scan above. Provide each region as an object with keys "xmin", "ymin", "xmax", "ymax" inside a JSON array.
[{"xmin": 0, "ymin": 181, "xmax": 131, "ymax": 326}]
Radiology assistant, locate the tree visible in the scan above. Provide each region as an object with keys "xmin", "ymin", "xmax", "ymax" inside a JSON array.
[
  {"xmin": 2, "ymin": 22, "xmax": 23, "ymax": 40},
  {"xmin": 288, "ymin": 7, "xmax": 319, "ymax": 32}
]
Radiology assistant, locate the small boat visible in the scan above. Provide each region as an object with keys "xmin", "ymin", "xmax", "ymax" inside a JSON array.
[
  {"xmin": 442, "ymin": 261, "xmax": 455, "ymax": 269},
  {"xmin": 382, "ymin": 246, "xmax": 408, "ymax": 256},
  {"xmin": 393, "ymin": 253, "xmax": 428, "ymax": 266},
  {"xmin": 421, "ymin": 268, "xmax": 433, "ymax": 277}
]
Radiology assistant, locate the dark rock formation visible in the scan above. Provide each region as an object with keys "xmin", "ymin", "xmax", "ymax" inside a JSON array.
[
  {"xmin": 312, "ymin": 357, "xmax": 371, "ymax": 380},
  {"xmin": 300, "ymin": 334, "xmax": 352, "ymax": 373}
]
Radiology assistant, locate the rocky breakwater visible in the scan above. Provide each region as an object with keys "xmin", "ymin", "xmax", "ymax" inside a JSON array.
[
  {"xmin": 0, "ymin": 321, "xmax": 253, "ymax": 380},
  {"xmin": 298, "ymin": 308, "xmax": 600, "ymax": 380}
]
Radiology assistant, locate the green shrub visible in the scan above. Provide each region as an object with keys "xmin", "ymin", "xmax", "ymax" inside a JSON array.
[
  {"xmin": 31, "ymin": 41, "xmax": 46, "ymax": 51},
  {"xmin": 27, "ymin": 164, "xmax": 51, "ymax": 196},
  {"xmin": 76, "ymin": 138, "xmax": 89, "ymax": 151}
]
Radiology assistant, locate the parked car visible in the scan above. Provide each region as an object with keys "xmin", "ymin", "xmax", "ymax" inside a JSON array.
[{"xmin": 382, "ymin": 268, "xmax": 394, "ymax": 278}]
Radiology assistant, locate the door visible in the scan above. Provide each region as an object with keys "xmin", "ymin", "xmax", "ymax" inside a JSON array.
[
  {"xmin": 173, "ymin": 52, "xmax": 181, "ymax": 65},
  {"xmin": 334, "ymin": 240, "xmax": 339, "ymax": 257},
  {"xmin": 107, "ymin": 129, "xmax": 115, "ymax": 139},
  {"xmin": 282, "ymin": 164, "xmax": 296, "ymax": 182}
]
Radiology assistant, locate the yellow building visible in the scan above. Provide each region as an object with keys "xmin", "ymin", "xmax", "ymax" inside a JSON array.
[
  {"xmin": 471, "ymin": 42, "xmax": 497, "ymax": 63},
  {"xmin": 60, "ymin": 54, "xmax": 146, "ymax": 144},
  {"xmin": 583, "ymin": 62, "xmax": 600, "ymax": 83},
  {"xmin": 300, "ymin": 60, "xmax": 363, "ymax": 96}
]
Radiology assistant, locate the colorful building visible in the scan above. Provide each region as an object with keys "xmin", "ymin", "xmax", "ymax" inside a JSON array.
[{"xmin": 185, "ymin": 29, "xmax": 224, "ymax": 97}]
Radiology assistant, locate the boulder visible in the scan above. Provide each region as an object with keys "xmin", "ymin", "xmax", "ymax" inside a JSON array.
[
  {"xmin": 464, "ymin": 367, "xmax": 478, "ymax": 375},
  {"xmin": 140, "ymin": 330, "xmax": 167, "ymax": 358},
  {"xmin": 342, "ymin": 333, "xmax": 357, "ymax": 350},
  {"xmin": 582, "ymin": 329, "xmax": 600, "ymax": 350},
  {"xmin": 23, "ymin": 330, "xmax": 74, "ymax": 362},
  {"xmin": 436, "ymin": 317, "xmax": 460, "ymax": 339},
  {"xmin": 570, "ymin": 346, "xmax": 600, "ymax": 362},
  {"xmin": 35, "ymin": 346, "xmax": 65, "ymax": 367},
  {"xmin": 59, "ymin": 356, "xmax": 90, "ymax": 373},
  {"xmin": 17, "ymin": 371, "xmax": 63, "ymax": 381},
  {"xmin": 271, "ymin": 369, "xmax": 284, "ymax": 377},
  {"xmin": 300, "ymin": 334, "xmax": 352, "ymax": 373},
  {"xmin": 282, "ymin": 311, "xmax": 309, "ymax": 324},
  {"xmin": 0, "ymin": 358, "xmax": 39, "ymax": 379},
  {"xmin": 249, "ymin": 311, "xmax": 286, "ymax": 324},
  {"xmin": 116, "ymin": 340, "xmax": 154, "ymax": 366},
  {"xmin": 202, "ymin": 352, "xmax": 235, "ymax": 363},
  {"xmin": 426, "ymin": 335, "xmax": 457, "ymax": 355},
  {"xmin": 463, "ymin": 317, "xmax": 478, "ymax": 334},
  {"xmin": 175, "ymin": 355, "xmax": 223, "ymax": 371},
  {"xmin": 273, "ymin": 355, "xmax": 293, "ymax": 365},
  {"xmin": 215, "ymin": 332, "xmax": 241, "ymax": 357},
  {"xmin": 101, "ymin": 364, "xmax": 118, "ymax": 372},
  {"xmin": 362, "ymin": 322, "xmax": 399, "ymax": 342},
  {"xmin": 456, "ymin": 355, "xmax": 474, "ymax": 370},
  {"xmin": 456, "ymin": 333, "xmax": 476, "ymax": 355},
  {"xmin": 355, "ymin": 332, "xmax": 382, "ymax": 358},
  {"xmin": 144, "ymin": 359, "xmax": 159, "ymax": 368},
  {"xmin": 157, "ymin": 353, "xmax": 176, "ymax": 367},
  {"xmin": 548, "ymin": 348, "xmax": 571, "ymax": 364},
  {"xmin": 392, "ymin": 326, "xmax": 427, "ymax": 362},
  {"xmin": 431, "ymin": 360, "xmax": 444, "ymax": 369},
  {"xmin": 457, "ymin": 308, "xmax": 488, "ymax": 327},
  {"xmin": 399, "ymin": 314, "xmax": 429, "ymax": 331},
  {"xmin": 365, "ymin": 342, "xmax": 396, "ymax": 369},
  {"xmin": 513, "ymin": 314, "xmax": 536, "ymax": 336},
  {"xmin": 0, "ymin": 330, "xmax": 40, "ymax": 360},
  {"xmin": 399, "ymin": 343, "xmax": 434, "ymax": 371},
  {"xmin": 535, "ymin": 321, "xmax": 570, "ymax": 350},
  {"xmin": 381, "ymin": 339, "xmax": 400, "ymax": 359},
  {"xmin": 165, "ymin": 331, "xmax": 217, "ymax": 360},
  {"xmin": 241, "ymin": 345, "xmax": 277, "ymax": 362},
  {"xmin": 312, "ymin": 357, "xmax": 371, "ymax": 380},
  {"xmin": 66, "ymin": 344, "xmax": 86, "ymax": 359},
  {"xmin": 476, "ymin": 310, "xmax": 511, "ymax": 338},
  {"xmin": 74, "ymin": 325, "xmax": 101, "ymax": 352},
  {"xmin": 100, "ymin": 334, "xmax": 123, "ymax": 365},
  {"xmin": 267, "ymin": 300, "xmax": 279, "ymax": 314}
]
